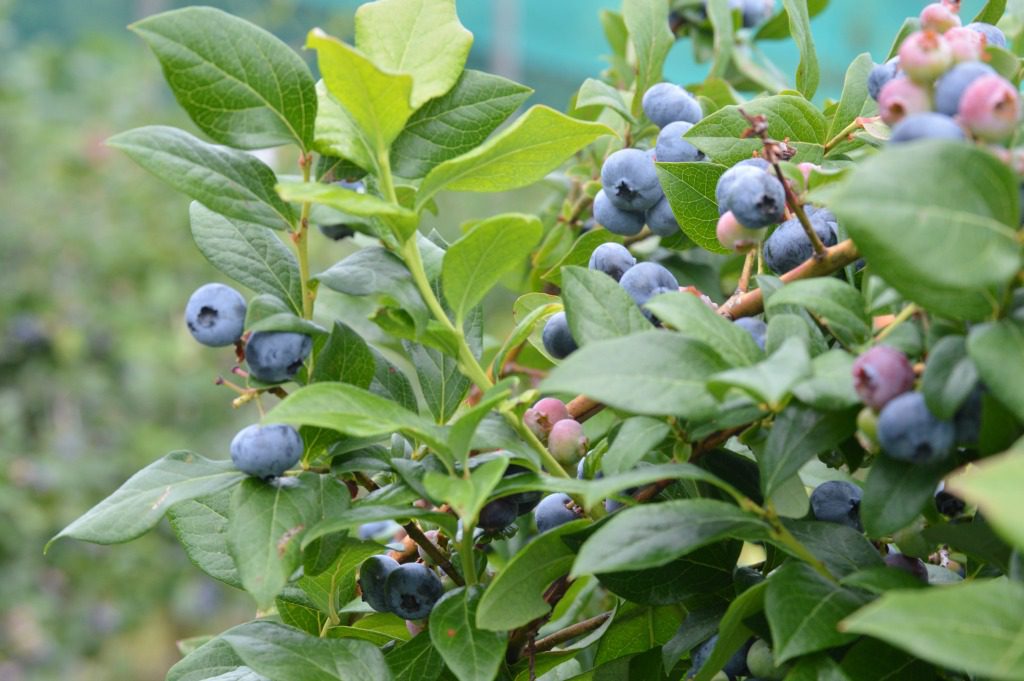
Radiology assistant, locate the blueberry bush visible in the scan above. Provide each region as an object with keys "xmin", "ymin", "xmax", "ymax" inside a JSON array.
[{"xmin": 50, "ymin": 0, "xmax": 1024, "ymax": 679}]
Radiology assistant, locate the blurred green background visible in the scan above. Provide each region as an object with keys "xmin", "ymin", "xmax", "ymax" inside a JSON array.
[{"xmin": 0, "ymin": 0, "xmax": 996, "ymax": 679}]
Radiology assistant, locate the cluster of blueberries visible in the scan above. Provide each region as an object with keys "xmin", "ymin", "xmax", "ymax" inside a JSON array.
[
  {"xmin": 358, "ymin": 553, "xmax": 444, "ymax": 620},
  {"xmin": 184, "ymin": 282, "xmax": 312, "ymax": 478},
  {"xmin": 867, "ymin": 3, "xmax": 1018, "ymax": 144}
]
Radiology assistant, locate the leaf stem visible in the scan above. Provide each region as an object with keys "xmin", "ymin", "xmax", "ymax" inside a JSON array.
[
  {"xmin": 460, "ymin": 524, "xmax": 478, "ymax": 586},
  {"xmin": 376, "ymin": 149, "xmax": 398, "ymax": 205},
  {"xmin": 874, "ymin": 304, "xmax": 918, "ymax": 342},
  {"xmin": 295, "ymin": 153, "xmax": 315, "ymax": 320}
]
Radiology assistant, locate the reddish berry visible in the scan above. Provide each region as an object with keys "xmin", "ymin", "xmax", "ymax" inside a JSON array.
[
  {"xmin": 716, "ymin": 211, "xmax": 764, "ymax": 253},
  {"xmin": 524, "ymin": 397, "xmax": 571, "ymax": 441},
  {"xmin": 878, "ymin": 77, "xmax": 931, "ymax": 126},
  {"xmin": 944, "ymin": 26, "xmax": 985, "ymax": 63},
  {"xmin": 548, "ymin": 419, "xmax": 588, "ymax": 464},
  {"xmin": 959, "ymin": 74, "xmax": 1021, "ymax": 142},
  {"xmin": 920, "ymin": 2, "xmax": 961, "ymax": 33},
  {"xmin": 899, "ymin": 31, "xmax": 954, "ymax": 83},
  {"xmin": 852, "ymin": 345, "xmax": 916, "ymax": 412}
]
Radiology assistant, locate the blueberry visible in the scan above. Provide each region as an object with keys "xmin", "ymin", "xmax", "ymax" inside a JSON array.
[
  {"xmin": 642, "ymin": 82, "xmax": 703, "ymax": 128},
  {"xmin": 230, "ymin": 423, "xmax": 303, "ymax": 479},
  {"xmin": 867, "ymin": 59, "xmax": 900, "ymax": 101},
  {"xmin": 593, "ymin": 189, "xmax": 645, "ymax": 236},
  {"xmin": 878, "ymin": 77, "xmax": 931, "ymax": 126},
  {"xmin": 655, "ymin": 121, "xmax": 703, "ymax": 163},
  {"xmin": 534, "ymin": 493, "xmax": 581, "ymax": 533},
  {"xmin": 763, "ymin": 210, "xmax": 838, "ymax": 275},
  {"xmin": 715, "ymin": 158, "xmax": 772, "ymax": 215},
  {"xmin": 935, "ymin": 483, "xmax": 966, "ymax": 517},
  {"xmin": 619, "ymin": 262, "xmax": 679, "ymax": 320},
  {"xmin": 734, "ymin": 317, "xmax": 767, "ymax": 350},
  {"xmin": 919, "ymin": 2, "xmax": 961, "ymax": 33},
  {"xmin": 245, "ymin": 331, "xmax": 313, "ymax": 383},
  {"xmin": 690, "ymin": 635, "xmax": 751, "ymax": 680},
  {"xmin": 877, "ymin": 392, "xmax": 955, "ymax": 463},
  {"xmin": 934, "ymin": 62, "xmax": 996, "ymax": 116},
  {"xmin": 946, "ymin": 26, "xmax": 987, "ymax": 63},
  {"xmin": 889, "ymin": 112, "xmax": 966, "ymax": 143},
  {"xmin": 967, "ymin": 22, "xmax": 1007, "ymax": 48},
  {"xmin": 810, "ymin": 480, "xmax": 863, "ymax": 530},
  {"xmin": 601, "ymin": 148, "xmax": 663, "ymax": 212},
  {"xmin": 959, "ymin": 74, "xmax": 1021, "ymax": 142},
  {"xmin": 384, "ymin": 563, "xmax": 444, "ymax": 619},
  {"xmin": 185, "ymin": 283, "xmax": 247, "ymax": 347},
  {"xmin": 745, "ymin": 639, "xmax": 785, "ymax": 679},
  {"xmin": 548, "ymin": 418, "xmax": 587, "ymax": 464},
  {"xmin": 358, "ymin": 555, "xmax": 399, "ymax": 613},
  {"xmin": 852, "ymin": 345, "xmax": 916, "ymax": 412},
  {"xmin": 953, "ymin": 384, "xmax": 983, "ymax": 444},
  {"xmin": 898, "ymin": 30, "xmax": 953, "ymax": 84},
  {"xmin": 646, "ymin": 196, "xmax": 680, "ymax": 237},
  {"xmin": 884, "ymin": 552, "xmax": 928, "ymax": 582},
  {"xmin": 542, "ymin": 312, "xmax": 578, "ymax": 360},
  {"xmin": 524, "ymin": 397, "xmax": 571, "ymax": 440},
  {"xmin": 478, "ymin": 496, "xmax": 519, "ymax": 531},
  {"xmin": 319, "ymin": 223, "xmax": 356, "ymax": 240},
  {"xmin": 588, "ymin": 243, "xmax": 636, "ymax": 282},
  {"xmin": 504, "ymin": 464, "xmax": 543, "ymax": 514},
  {"xmin": 725, "ymin": 167, "xmax": 786, "ymax": 228}
]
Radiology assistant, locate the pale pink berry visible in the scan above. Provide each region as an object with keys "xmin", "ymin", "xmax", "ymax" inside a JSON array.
[
  {"xmin": 944, "ymin": 27, "xmax": 986, "ymax": 63},
  {"xmin": 899, "ymin": 31, "xmax": 954, "ymax": 83},
  {"xmin": 524, "ymin": 397, "xmax": 570, "ymax": 441},
  {"xmin": 405, "ymin": 619, "xmax": 425, "ymax": 637},
  {"xmin": 716, "ymin": 210, "xmax": 764, "ymax": 253},
  {"xmin": 878, "ymin": 77, "xmax": 932, "ymax": 126},
  {"xmin": 959, "ymin": 74, "xmax": 1021, "ymax": 142},
  {"xmin": 920, "ymin": 2, "xmax": 961, "ymax": 33},
  {"xmin": 548, "ymin": 419, "xmax": 588, "ymax": 464},
  {"xmin": 797, "ymin": 162, "xmax": 820, "ymax": 186}
]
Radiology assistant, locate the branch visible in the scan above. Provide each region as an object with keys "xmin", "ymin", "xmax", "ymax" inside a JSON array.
[
  {"xmin": 404, "ymin": 521, "xmax": 464, "ymax": 587},
  {"xmin": 534, "ymin": 612, "xmax": 612, "ymax": 653}
]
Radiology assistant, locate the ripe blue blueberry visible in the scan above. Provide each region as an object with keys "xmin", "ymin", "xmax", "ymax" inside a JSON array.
[
  {"xmin": 967, "ymin": 21, "xmax": 1007, "ymax": 48},
  {"xmin": 534, "ymin": 493, "xmax": 582, "ymax": 533},
  {"xmin": 733, "ymin": 317, "xmax": 767, "ymax": 350},
  {"xmin": 384, "ymin": 563, "xmax": 444, "ymax": 620},
  {"xmin": 716, "ymin": 158, "xmax": 772, "ymax": 215},
  {"xmin": 245, "ymin": 331, "xmax": 313, "ymax": 383},
  {"xmin": 601, "ymin": 148, "xmax": 663, "ymax": 212},
  {"xmin": 725, "ymin": 167, "xmax": 786, "ymax": 228},
  {"xmin": 358, "ymin": 555, "xmax": 399, "ymax": 613},
  {"xmin": 935, "ymin": 482, "xmax": 966, "ymax": 517},
  {"xmin": 588, "ymin": 243, "xmax": 636, "ymax": 282},
  {"xmin": 478, "ymin": 496, "xmax": 519, "ymax": 531},
  {"xmin": 867, "ymin": 58, "xmax": 900, "ymax": 101},
  {"xmin": 809, "ymin": 480, "xmax": 863, "ymax": 530},
  {"xmin": 690, "ymin": 635, "xmax": 751, "ymax": 680},
  {"xmin": 645, "ymin": 197, "xmax": 680, "ymax": 237},
  {"xmin": 619, "ymin": 262, "xmax": 679, "ymax": 321},
  {"xmin": 185, "ymin": 283, "xmax": 247, "ymax": 347},
  {"xmin": 889, "ymin": 112, "xmax": 966, "ymax": 143},
  {"xmin": 877, "ymin": 392, "xmax": 955, "ymax": 463},
  {"xmin": 655, "ymin": 121, "xmax": 703, "ymax": 163},
  {"xmin": 642, "ymin": 82, "xmax": 703, "ymax": 128},
  {"xmin": 763, "ymin": 209, "xmax": 838, "ymax": 275},
  {"xmin": 934, "ymin": 62, "xmax": 996, "ymax": 116},
  {"xmin": 852, "ymin": 345, "xmax": 916, "ymax": 412},
  {"xmin": 542, "ymin": 312, "xmax": 578, "ymax": 360},
  {"xmin": 230, "ymin": 423, "xmax": 303, "ymax": 479},
  {"xmin": 593, "ymin": 189, "xmax": 645, "ymax": 236}
]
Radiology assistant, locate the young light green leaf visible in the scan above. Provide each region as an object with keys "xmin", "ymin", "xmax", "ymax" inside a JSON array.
[
  {"xmin": 655, "ymin": 162, "xmax": 730, "ymax": 254},
  {"xmin": 561, "ymin": 266, "xmax": 652, "ymax": 345},
  {"xmin": 841, "ymin": 579, "xmax": 1024, "ymax": 681},
  {"xmin": 354, "ymin": 0, "xmax": 471, "ymax": 110},
  {"xmin": 130, "ymin": 7, "xmax": 316, "ymax": 151},
  {"xmin": 429, "ymin": 587, "xmax": 506, "ymax": 681},
  {"xmin": 947, "ymin": 440, "xmax": 1024, "ymax": 553},
  {"xmin": 189, "ymin": 203, "xmax": 303, "ymax": 314},
  {"xmin": 108, "ymin": 126, "xmax": 293, "ymax": 230},
  {"xmin": 47, "ymin": 451, "xmax": 244, "ymax": 551},
  {"xmin": 277, "ymin": 180, "xmax": 418, "ymax": 241},
  {"xmin": 973, "ymin": 0, "xmax": 1007, "ymax": 24},
  {"xmin": 761, "ymin": 404, "xmax": 857, "ymax": 496},
  {"xmin": 967, "ymin": 321, "xmax": 1024, "ymax": 423},
  {"xmin": 416, "ymin": 106, "xmax": 614, "ymax": 209},
  {"xmin": 782, "ymin": 0, "xmax": 820, "ymax": 99},
  {"xmin": 765, "ymin": 278, "xmax": 871, "ymax": 347},
  {"xmin": 168, "ymin": 488, "xmax": 241, "ymax": 588},
  {"xmin": 314, "ymin": 82, "xmax": 373, "ymax": 171},
  {"xmin": 623, "ymin": 0, "xmax": 674, "ymax": 117},
  {"xmin": 708, "ymin": 336, "xmax": 812, "ymax": 408}
]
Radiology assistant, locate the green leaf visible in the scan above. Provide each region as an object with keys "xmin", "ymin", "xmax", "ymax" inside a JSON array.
[
  {"xmin": 476, "ymin": 520, "xmax": 589, "ymax": 631},
  {"xmin": 189, "ymin": 202, "xmax": 303, "ymax": 314},
  {"xmin": 599, "ymin": 542, "xmax": 739, "ymax": 607},
  {"xmin": 386, "ymin": 633, "xmax": 445, "ymax": 681},
  {"xmin": 706, "ymin": 0, "xmax": 737, "ymax": 82},
  {"xmin": 168, "ymin": 488, "xmax": 241, "ymax": 588},
  {"xmin": 594, "ymin": 603, "xmax": 682, "ymax": 666},
  {"xmin": 574, "ymin": 78, "xmax": 633, "ymax": 121},
  {"xmin": 301, "ymin": 474, "xmax": 353, "ymax": 576},
  {"xmin": 685, "ymin": 96, "xmax": 828, "ymax": 166},
  {"xmin": 442, "ymin": 213, "xmax": 542, "ymax": 323},
  {"xmin": 429, "ymin": 586, "xmax": 506, "ymax": 681},
  {"xmin": 391, "ymin": 69, "xmax": 532, "ymax": 179},
  {"xmin": 708, "ymin": 336, "xmax": 812, "ymax": 408},
  {"xmin": 947, "ymin": 440, "xmax": 1024, "ymax": 553},
  {"xmin": 167, "ymin": 628, "xmax": 251, "ymax": 681},
  {"xmin": 921, "ymin": 335, "xmax": 977, "ymax": 419},
  {"xmin": 691, "ymin": 582, "xmax": 767, "ymax": 681},
  {"xmin": 276, "ymin": 181, "xmax": 418, "ymax": 240},
  {"xmin": 782, "ymin": 520, "xmax": 884, "ymax": 577},
  {"xmin": 841, "ymin": 578, "xmax": 1024, "ymax": 681},
  {"xmin": 571, "ymin": 499, "xmax": 767, "ymax": 576},
  {"xmin": 47, "ymin": 451, "xmax": 244, "ymax": 551},
  {"xmin": 312, "ymin": 322, "xmax": 376, "ymax": 389},
  {"xmin": 782, "ymin": 0, "xmax": 820, "ymax": 98},
  {"xmin": 542, "ymin": 331, "xmax": 730, "ymax": 418},
  {"xmin": 406, "ymin": 341, "xmax": 470, "ymax": 424},
  {"xmin": 416, "ymin": 106, "xmax": 614, "ymax": 209},
  {"xmin": 821, "ymin": 142, "xmax": 1020, "ymax": 321},
  {"xmin": 840, "ymin": 638, "xmax": 933, "ymax": 681},
  {"xmin": 541, "ymin": 230, "xmax": 623, "ymax": 287},
  {"xmin": 755, "ymin": 0, "xmax": 829, "ymax": 40},
  {"xmin": 268, "ymin": 382, "xmax": 448, "ymax": 454},
  {"xmin": 561, "ymin": 266, "xmax": 651, "ymax": 345},
  {"xmin": 601, "ymin": 416, "xmax": 671, "ymax": 475},
  {"xmin": 314, "ymin": 82, "xmax": 373, "ymax": 172},
  {"xmin": 298, "ymin": 537, "xmax": 385, "ymax": 612},
  {"xmin": 354, "ymin": 0, "xmax": 471, "ymax": 110},
  {"xmin": 424, "ymin": 457, "xmax": 507, "ymax": 522},
  {"xmin": 107, "ymin": 126, "xmax": 293, "ymax": 230},
  {"xmin": 645, "ymin": 290, "xmax": 761, "ymax": 366},
  {"xmin": 761, "ymin": 404, "xmax": 857, "ymax": 496},
  {"xmin": 792, "ymin": 350, "xmax": 861, "ymax": 411},
  {"xmin": 973, "ymin": 0, "xmax": 1007, "ymax": 24},
  {"xmin": 308, "ymin": 29, "xmax": 413, "ymax": 163},
  {"xmin": 277, "ymin": 588, "xmax": 330, "ymax": 635},
  {"xmin": 827, "ymin": 53, "xmax": 873, "ymax": 147},
  {"xmin": 765, "ymin": 278, "xmax": 871, "ymax": 347},
  {"xmin": 228, "ymin": 477, "xmax": 319, "ymax": 610},
  {"xmin": 968, "ymin": 321, "xmax": 1024, "ymax": 423},
  {"xmin": 223, "ymin": 620, "xmax": 392, "ymax": 681},
  {"xmin": 766, "ymin": 562, "xmax": 866, "ymax": 663},
  {"xmin": 623, "ymin": 0, "xmax": 674, "ymax": 117},
  {"xmin": 130, "ymin": 7, "xmax": 316, "ymax": 151},
  {"xmin": 861, "ymin": 455, "xmax": 951, "ymax": 538},
  {"xmin": 655, "ymin": 162, "xmax": 729, "ymax": 254}
]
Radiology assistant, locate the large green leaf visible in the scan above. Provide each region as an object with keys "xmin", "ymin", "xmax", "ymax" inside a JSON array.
[
  {"xmin": 691, "ymin": 582, "xmax": 767, "ymax": 681},
  {"xmin": 861, "ymin": 455, "xmax": 951, "ymax": 538},
  {"xmin": 595, "ymin": 603, "xmax": 682, "ymax": 666},
  {"xmin": 783, "ymin": 520, "xmax": 883, "ymax": 577},
  {"xmin": 314, "ymin": 83, "xmax": 373, "ymax": 171},
  {"xmin": 707, "ymin": 336, "xmax": 812, "ymax": 408},
  {"xmin": 655, "ymin": 162, "xmax": 728, "ymax": 254},
  {"xmin": 386, "ymin": 633, "xmax": 445, "ymax": 681},
  {"xmin": 561, "ymin": 266, "xmax": 652, "ymax": 346},
  {"xmin": 645, "ymin": 290, "xmax": 761, "ymax": 366},
  {"xmin": 947, "ymin": 440, "xmax": 1024, "ymax": 553},
  {"xmin": 782, "ymin": 0, "xmax": 820, "ymax": 99},
  {"xmin": 276, "ymin": 181, "xmax": 418, "ymax": 240},
  {"xmin": 442, "ymin": 213, "xmax": 542, "ymax": 323},
  {"xmin": 47, "ymin": 451, "xmax": 244, "ymax": 550},
  {"xmin": 416, "ymin": 106, "xmax": 614, "ymax": 209},
  {"xmin": 168, "ymin": 488, "xmax": 241, "ymax": 588},
  {"xmin": 968, "ymin": 321, "xmax": 1024, "ymax": 423},
  {"xmin": 312, "ymin": 322, "xmax": 376, "ymax": 389},
  {"xmin": 189, "ymin": 202, "xmax": 303, "ymax": 314},
  {"xmin": 599, "ymin": 543, "xmax": 739, "ymax": 607},
  {"xmin": 973, "ymin": 0, "xmax": 1008, "ymax": 23},
  {"xmin": 429, "ymin": 587, "xmax": 506, "ymax": 681},
  {"xmin": 130, "ymin": 7, "xmax": 316, "ymax": 150},
  {"xmin": 406, "ymin": 341, "xmax": 470, "ymax": 423},
  {"xmin": 541, "ymin": 331, "xmax": 730, "ymax": 418},
  {"xmin": 827, "ymin": 52, "xmax": 873, "ymax": 147},
  {"xmin": 354, "ymin": 0, "xmax": 471, "ymax": 110},
  {"xmin": 792, "ymin": 350, "xmax": 861, "ymax": 411},
  {"xmin": 108, "ymin": 126, "xmax": 293, "ymax": 230},
  {"xmin": 167, "ymin": 627, "xmax": 252, "ymax": 681},
  {"xmin": 841, "ymin": 579, "xmax": 1024, "ymax": 681},
  {"xmin": 822, "ymin": 142, "xmax": 1020, "ymax": 321},
  {"xmin": 391, "ymin": 70, "xmax": 532, "ymax": 179},
  {"xmin": 761, "ymin": 404, "xmax": 857, "ymax": 496},
  {"xmin": 623, "ymin": 0, "xmax": 673, "ymax": 117},
  {"xmin": 601, "ymin": 416, "xmax": 671, "ymax": 475},
  {"xmin": 765, "ymin": 278, "xmax": 871, "ymax": 348}
]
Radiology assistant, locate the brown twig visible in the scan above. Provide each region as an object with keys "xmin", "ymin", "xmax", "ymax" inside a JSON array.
[
  {"xmin": 404, "ymin": 521, "xmax": 464, "ymax": 587},
  {"xmin": 534, "ymin": 612, "xmax": 613, "ymax": 653},
  {"xmin": 507, "ymin": 576, "xmax": 573, "ymax": 662}
]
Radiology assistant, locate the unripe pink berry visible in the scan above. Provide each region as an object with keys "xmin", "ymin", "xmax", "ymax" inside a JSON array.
[
  {"xmin": 405, "ymin": 619, "xmax": 425, "ymax": 637},
  {"xmin": 878, "ymin": 77, "xmax": 932, "ymax": 126},
  {"xmin": 959, "ymin": 74, "xmax": 1021, "ymax": 142},
  {"xmin": 944, "ymin": 27, "xmax": 985, "ymax": 63},
  {"xmin": 920, "ymin": 2, "xmax": 961, "ymax": 33},
  {"xmin": 852, "ymin": 345, "xmax": 916, "ymax": 412},
  {"xmin": 524, "ymin": 397, "xmax": 570, "ymax": 441},
  {"xmin": 548, "ymin": 418, "xmax": 588, "ymax": 465},
  {"xmin": 797, "ymin": 162, "xmax": 819, "ymax": 186},
  {"xmin": 899, "ymin": 31, "xmax": 954, "ymax": 83},
  {"xmin": 716, "ymin": 210, "xmax": 764, "ymax": 253}
]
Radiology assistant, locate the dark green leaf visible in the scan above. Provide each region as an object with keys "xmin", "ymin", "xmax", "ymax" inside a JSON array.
[
  {"xmin": 167, "ymin": 627, "xmax": 250, "ymax": 681},
  {"xmin": 947, "ymin": 440, "xmax": 1024, "ymax": 553},
  {"xmin": 782, "ymin": 520, "xmax": 883, "ymax": 577},
  {"xmin": 312, "ymin": 322, "xmax": 376, "ymax": 389},
  {"xmin": 968, "ymin": 321, "xmax": 1024, "ymax": 423},
  {"xmin": 386, "ymin": 633, "xmax": 445, "ymax": 681},
  {"xmin": 708, "ymin": 336, "xmax": 812, "ymax": 408},
  {"xmin": 429, "ymin": 587, "xmax": 506, "ymax": 681},
  {"xmin": 781, "ymin": 0, "xmax": 819, "ymax": 98},
  {"xmin": 277, "ymin": 587, "xmax": 329, "ymax": 635},
  {"xmin": 691, "ymin": 582, "xmax": 767, "ymax": 681},
  {"xmin": 594, "ymin": 602, "xmax": 682, "ymax": 666},
  {"xmin": 561, "ymin": 266, "xmax": 652, "ymax": 345},
  {"xmin": 765, "ymin": 278, "xmax": 871, "ymax": 347},
  {"xmin": 599, "ymin": 542, "xmax": 739, "ymax": 607},
  {"xmin": 792, "ymin": 350, "xmax": 861, "ymax": 411},
  {"xmin": 406, "ymin": 341, "xmax": 470, "ymax": 423},
  {"xmin": 168, "ymin": 488, "xmax": 241, "ymax": 588},
  {"xmin": 841, "ymin": 638, "xmax": 934, "ymax": 681},
  {"xmin": 655, "ymin": 162, "xmax": 729, "ymax": 254},
  {"xmin": 826, "ymin": 53, "xmax": 873, "ymax": 148},
  {"xmin": 601, "ymin": 416, "xmax": 671, "ymax": 475},
  {"xmin": 761, "ymin": 404, "xmax": 857, "ymax": 496},
  {"xmin": 861, "ymin": 455, "xmax": 952, "ymax": 538},
  {"xmin": 921, "ymin": 335, "xmax": 977, "ymax": 419},
  {"xmin": 645, "ymin": 290, "xmax": 761, "ymax": 366}
]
